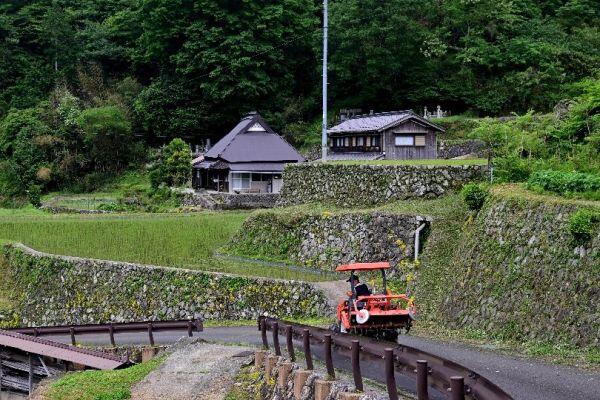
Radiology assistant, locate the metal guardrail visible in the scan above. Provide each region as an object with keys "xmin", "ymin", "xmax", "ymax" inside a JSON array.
[
  {"xmin": 258, "ymin": 316, "xmax": 513, "ymax": 400},
  {"xmin": 9, "ymin": 319, "xmax": 204, "ymax": 347}
]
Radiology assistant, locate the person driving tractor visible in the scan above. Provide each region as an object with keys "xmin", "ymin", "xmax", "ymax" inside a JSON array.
[{"xmin": 347, "ymin": 275, "xmax": 371, "ymax": 297}]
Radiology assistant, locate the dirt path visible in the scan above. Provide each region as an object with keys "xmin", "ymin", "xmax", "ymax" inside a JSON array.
[{"xmin": 131, "ymin": 341, "xmax": 252, "ymax": 400}]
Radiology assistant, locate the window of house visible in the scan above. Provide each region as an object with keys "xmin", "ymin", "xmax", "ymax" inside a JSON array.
[
  {"xmin": 344, "ymin": 137, "xmax": 350, "ymax": 146},
  {"xmin": 356, "ymin": 136, "xmax": 364, "ymax": 146},
  {"xmin": 415, "ymin": 135, "xmax": 426, "ymax": 147},
  {"xmin": 395, "ymin": 135, "xmax": 414, "ymax": 146},
  {"xmin": 232, "ymin": 173, "xmax": 251, "ymax": 190},
  {"xmin": 372, "ymin": 136, "xmax": 380, "ymax": 146}
]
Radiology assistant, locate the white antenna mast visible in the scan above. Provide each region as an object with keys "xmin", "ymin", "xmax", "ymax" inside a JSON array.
[{"xmin": 321, "ymin": 0, "xmax": 328, "ymax": 161}]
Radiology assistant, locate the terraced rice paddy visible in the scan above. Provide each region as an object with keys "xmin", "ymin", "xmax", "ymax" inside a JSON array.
[{"xmin": 0, "ymin": 211, "xmax": 334, "ymax": 281}]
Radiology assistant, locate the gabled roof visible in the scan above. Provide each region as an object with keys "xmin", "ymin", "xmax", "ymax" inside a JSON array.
[
  {"xmin": 327, "ymin": 110, "xmax": 444, "ymax": 134},
  {"xmin": 204, "ymin": 112, "xmax": 305, "ymax": 163}
]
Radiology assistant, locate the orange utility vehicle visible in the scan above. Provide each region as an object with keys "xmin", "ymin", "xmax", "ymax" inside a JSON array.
[{"xmin": 333, "ymin": 262, "xmax": 415, "ymax": 342}]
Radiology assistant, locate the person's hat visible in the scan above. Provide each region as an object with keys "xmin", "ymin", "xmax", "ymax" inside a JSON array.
[{"xmin": 346, "ymin": 275, "xmax": 359, "ymax": 282}]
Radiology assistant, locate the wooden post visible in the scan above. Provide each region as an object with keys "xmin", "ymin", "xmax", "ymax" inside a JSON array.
[
  {"xmin": 147, "ymin": 323, "xmax": 155, "ymax": 346},
  {"xmin": 69, "ymin": 327, "xmax": 76, "ymax": 346},
  {"xmin": 272, "ymin": 321, "xmax": 281, "ymax": 356},
  {"xmin": 324, "ymin": 334, "xmax": 335, "ymax": 379},
  {"xmin": 351, "ymin": 340, "xmax": 363, "ymax": 391},
  {"xmin": 384, "ymin": 349, "xmax": 398, "ymax": 400},
  {"xmin": 261, "ymin": 319, "xmax": 269, "ymax": 349},
  {"xmin": 286, "ymin": 326, "xmax": 295, "ymax": 362},
  {"xmin": 109, "ymin": 323, "xmax": 116, "ymax": 347},
  {"xmin": 302, "ymin": 329, "xmax": 313, "ymax": 370},
  {"xmin": 0, "ymin": 347, "xmax": 3, "ymax": 392},
  {"xmin": 416, "ymin": 360, "xmax": 429, "ymax": 400},
  {"xmin": 28, "ymin": 353, "xmax": 34, "ymax": 395}
]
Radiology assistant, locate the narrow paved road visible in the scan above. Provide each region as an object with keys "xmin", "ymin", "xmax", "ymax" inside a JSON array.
[{"xmin": 43, "ymin": 327, "xmax": 599, "ymax": 400}]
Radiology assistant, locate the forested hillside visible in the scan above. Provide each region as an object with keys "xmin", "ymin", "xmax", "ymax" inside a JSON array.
[{"xmin": 0, "ymin": 0, "xmax": 598, "ymax": 202}]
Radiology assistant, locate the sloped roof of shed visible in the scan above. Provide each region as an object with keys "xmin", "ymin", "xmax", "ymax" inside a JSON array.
[
  {"xmin": 204, "ymin": 112, "xmax": 305, "ymax": 163},
  {"xmin": 327, "ymin": 111, "xmax": 444, "ymax": 134}
]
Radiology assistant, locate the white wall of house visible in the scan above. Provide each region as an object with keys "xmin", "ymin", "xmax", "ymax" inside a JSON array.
[{"xmin": 229, "ymin": 172, "xmax": 283, "ymax": 194}]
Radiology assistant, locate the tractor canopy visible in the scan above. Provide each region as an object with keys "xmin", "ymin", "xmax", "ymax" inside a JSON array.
[{"xmin": 335, "ymin": 262, "xmax": 391, "ymax": 272}]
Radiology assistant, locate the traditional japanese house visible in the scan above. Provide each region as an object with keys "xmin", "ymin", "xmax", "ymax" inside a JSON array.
[
  {"xmin": 192, "ymin": 112, "xmax": 305, "ymax": 193},
  {"xmin": 327, "ymin": 110, "xmax": 445, "ymax": 160}
]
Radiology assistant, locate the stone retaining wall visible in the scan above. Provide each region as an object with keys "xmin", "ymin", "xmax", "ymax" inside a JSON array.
[
  {"xmin": 182, "ymin": 191, "xmax": 279, "ymax": 209},
  {"xmin": 443, "ymin": 192, "xmax": 600, "ymax": 346},
  {"xmin": 278, "ymin": 164, "xmax": 487, "ymax": 207},
  {"xmin": 0, "ymin": 244, "xmax": 329, "ymax": 327},
  {"xmin": 225, "ymin": 211, "xmax": 428, "ymax": 271},
  {"xmin": 437, "ymin": 139, "xmax": 488, "ymax": 159}
]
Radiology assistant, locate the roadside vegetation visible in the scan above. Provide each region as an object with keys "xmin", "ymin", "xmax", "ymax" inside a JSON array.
[{"xmin": 43, "ymin": 356, "xmax": 164, "ymax": 400}]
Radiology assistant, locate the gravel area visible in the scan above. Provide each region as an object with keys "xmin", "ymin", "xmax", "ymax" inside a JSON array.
[{"xmin": 131, "ymin": 340, "xmax": 253, "ymax": 400}]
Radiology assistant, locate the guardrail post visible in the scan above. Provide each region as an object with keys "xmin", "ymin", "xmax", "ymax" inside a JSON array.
[
  {"xmin": 147, "ymin": 323, "xmax": 155, "ymax": 346},
  {"xmin": 351, "ymin": 340, "xmax": 363, "ymax": 391},
  {"xmin": 324, "ymin": 334, "xmax": 335, "ymax": 379},
  {"xmin": 187, "ymin": 320, "xmax": 193, "ymax": 337},
  {"xmin": 450, "ymin": 376, "xmax": 465, "ymax": 400},
  {"xmin": 416, "ymin": 360, "xmax": 429, "ymax": 400},
  {"xmin": 286, "ymin": 325, "xmax": 295, "ymax": 361},
  {"xmin": 302, "ymin": 329, "xmax": 313, "ymax": 370},
  {"xmin": 261, "ymin": 319, "xmax": 269, "ymax": 349},
  {"xmin": 272, "ymin": 321, "xmax": 281, "ymax": 356},
  {"xmin": 384, "ymin": 348, "xmax": 398, "ymax": 400},
  {"xmin": 69, "ymin": 327, "xmax": 76, "ymax": 346},
  {"xmin": 108, "ymin": 323, "xmax": 116, "ymax": 346}
]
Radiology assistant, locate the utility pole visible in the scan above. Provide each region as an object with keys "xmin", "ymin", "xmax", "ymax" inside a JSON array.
[{"xmin": 321, "ymin": 0, "xmax": 328, "ymax": 161}]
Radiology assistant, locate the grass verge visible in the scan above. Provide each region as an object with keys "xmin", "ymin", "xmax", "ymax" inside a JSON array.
[
  {"xmin": 412, "ymin": 321, "xmax": 600, "ymax": 371},
  {"xmin": 44, "ymin": 356, "xmax": 164, "ymax": 400}
]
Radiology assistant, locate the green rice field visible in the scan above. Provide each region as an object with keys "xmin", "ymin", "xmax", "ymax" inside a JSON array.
[{"xmin": 0, "ymin": 211, "xmax": 334, "ymax": 281}]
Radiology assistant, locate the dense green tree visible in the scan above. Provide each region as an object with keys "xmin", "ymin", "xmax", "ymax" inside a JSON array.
[{"xmin": 149, "ymin": 138, "xmax": 192, "ymax": 188}]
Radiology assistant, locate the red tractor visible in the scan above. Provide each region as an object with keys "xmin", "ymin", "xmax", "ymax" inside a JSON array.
[{"xmin": 333, "ymin": 262, "xmax": 415, "ymax": 342}]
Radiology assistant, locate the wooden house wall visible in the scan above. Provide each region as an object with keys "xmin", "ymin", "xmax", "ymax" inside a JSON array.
[{"xmin": 383, "ymin": 121, "xmax": 437, "ymax": 159}]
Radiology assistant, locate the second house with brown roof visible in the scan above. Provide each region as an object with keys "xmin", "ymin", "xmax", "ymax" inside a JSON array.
[{"xmin": 327, "ymin": 110, "xmax": 445, "ymax": 160}]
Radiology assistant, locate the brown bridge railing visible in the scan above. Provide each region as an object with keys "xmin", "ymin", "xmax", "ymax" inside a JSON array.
[
  {"xmin": 9, "ymin": 319, "xmax": 203, "ymax": 347},
  {"xmin": 258, "ymin": 316, "xmax": 513, "ymax": 400}
]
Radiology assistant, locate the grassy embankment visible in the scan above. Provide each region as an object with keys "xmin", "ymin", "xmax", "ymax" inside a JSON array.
[
  {"xmin": 41, "ymin": 170, "xmax": 152, "ymax": 211},
  {"xmin": 0, "ymin": 211, "xmax": 332, "ymax": 282},
  {"xmin": 42, "ymin": 356, "xmax": 163, "ymax": 400}
]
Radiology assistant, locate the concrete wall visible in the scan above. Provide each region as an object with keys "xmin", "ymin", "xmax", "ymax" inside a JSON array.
[{"xmin": 278, "ymin": 163, "xmax": 488, "ymax": 207}]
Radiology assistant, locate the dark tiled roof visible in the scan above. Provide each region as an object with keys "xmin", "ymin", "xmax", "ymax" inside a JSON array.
[
  {"xmin": 0, "ymin": 329, "xmax": 126, "ymax": 370},
  {"xmin": 203, "ymin": 113, "xmax": 305, "ymax": 164},
  {"xmin": 229, "ymin": 162, "xmax": 285, "ymax": 172},
  {"xmin": 327, "ymin": 110, "xmax": 444, "ymax": 134}
]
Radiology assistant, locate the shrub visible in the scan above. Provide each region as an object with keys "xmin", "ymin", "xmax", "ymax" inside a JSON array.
[
  {"xmin": 26, "ymin": 185, "xmax": 42, "ymax": 208},
  {"xmin": 461, "ymin": 183, "xmax": 489, "ymax": 210},
  {"xmin": 149, "ymin": 138, "xmax": 192, "ymax": 188},
  {"xmin": 493, "ymin": 155, "xmax": 533, "ymax": 182},
  {"xmin": 527, "ymin": 170, "xmax": 600, "ymax": 195},
  {"xmin": 568, "ymin": 210, "xmax": 599, "ymax": 244}
]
